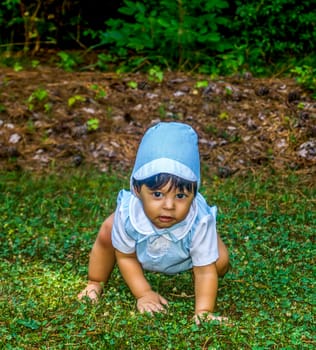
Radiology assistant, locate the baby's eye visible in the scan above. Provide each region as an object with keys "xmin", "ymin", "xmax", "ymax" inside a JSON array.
[
  {"xmin": 152, "ymin": 191, "xmax": 163, "ymax": 198},
  {"xmin": 176, "ymin": 193, "xmax": 187, "ymax": 199}
]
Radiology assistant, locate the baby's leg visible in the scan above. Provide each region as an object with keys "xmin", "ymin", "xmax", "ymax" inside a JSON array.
[
  {"xmin": 216, "ymin": 234, "xmax": 230, "ymax": 277},
  {"xmin": 78, "ymin": 213, "xmax": 116, "ymax": 301}
]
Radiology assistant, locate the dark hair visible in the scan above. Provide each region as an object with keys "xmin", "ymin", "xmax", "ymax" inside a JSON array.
[{"xmin": 132, "ymin": 173, "xmax": 197, "ymax": 196}]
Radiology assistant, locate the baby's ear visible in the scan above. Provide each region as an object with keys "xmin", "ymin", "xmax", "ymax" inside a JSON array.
[{"xmin": 133, "ymin": 186, "xmax": 140, "ymax": 197}]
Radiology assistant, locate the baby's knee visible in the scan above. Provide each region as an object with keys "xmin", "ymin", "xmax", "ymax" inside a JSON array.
[
  {"xmin": 218, "ymin": 252, "xmax": 230, "ymax": 277},
  {"xmin": 216, "ymin": 241, "xmax": 230, "ymax": 277},
  {"xmin": 96, "ymin": 214, "xmax": 114, "ymax": 248}
]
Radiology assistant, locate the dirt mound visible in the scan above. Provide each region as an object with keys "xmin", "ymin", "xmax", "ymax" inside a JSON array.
[{"xmin": 0, "ymin": 67, "xmax": 315, "ymax": 177}]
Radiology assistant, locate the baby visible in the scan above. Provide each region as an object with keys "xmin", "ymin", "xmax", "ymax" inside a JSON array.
[{"xmin": 78, "ymin": 122, "xmax": 230, "ymax": 323}]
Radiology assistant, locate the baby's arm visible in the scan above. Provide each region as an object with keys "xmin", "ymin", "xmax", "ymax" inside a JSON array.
[
  {"xmin": 115, "ymin": 250, "xmax": 168, "ymax": 313},
  {"xmin": 193, "ymin": 263, "xmax": 226, "ymax": 324}
]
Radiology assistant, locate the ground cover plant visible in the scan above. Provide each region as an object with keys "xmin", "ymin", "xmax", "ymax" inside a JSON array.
[{"xmin": 0, "ymin": 170, "xmax": 314, "ymax": 349}]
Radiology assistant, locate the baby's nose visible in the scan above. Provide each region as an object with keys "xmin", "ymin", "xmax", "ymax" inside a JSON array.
[{"xmin": 163, "ymin": 197, "xmax": 175, "ymax": 209}]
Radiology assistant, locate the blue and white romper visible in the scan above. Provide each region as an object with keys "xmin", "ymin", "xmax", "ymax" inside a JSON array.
[{"xmin": 112, "ymin": 190, "xmax": 219, "ymax": 275}]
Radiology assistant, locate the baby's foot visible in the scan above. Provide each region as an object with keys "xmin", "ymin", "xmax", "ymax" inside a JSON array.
[{"xmin": 78, "ymin": 282, "xmax": 102, "ymax": 302}]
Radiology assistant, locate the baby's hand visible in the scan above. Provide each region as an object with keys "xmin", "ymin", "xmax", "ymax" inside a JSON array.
[
  {"xmin": 137, "ymin": 291, "xmax": 168, "ymax": 314},
  {"xmin": 77, "ymin": 282, "xmax": 102, "ymax": 303},
  {"xmin": 194, "ymin": 311, "xmax": 229, "ymax": 325}
]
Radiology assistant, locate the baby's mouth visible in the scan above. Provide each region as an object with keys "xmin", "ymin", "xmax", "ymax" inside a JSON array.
[{"xmin": 158, "ymin": 216, "xmax": 174, "ymax": 223}]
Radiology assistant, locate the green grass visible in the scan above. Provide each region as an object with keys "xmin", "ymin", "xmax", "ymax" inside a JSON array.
[{"xmin": 0, "ymin": 170, "xmax": 315, "ymax": 349}]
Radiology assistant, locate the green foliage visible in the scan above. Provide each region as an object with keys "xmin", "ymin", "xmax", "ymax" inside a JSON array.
[
  {"xmin": 0, "ymin": 0, "xmax": 79, "ymax": 50},
  {"xmin": 231, "ymin": 0, "xmax": 316, "ymax": 64},
  {"xmin": 31, "ymin": 59, "xmax": 40, "ymax": 68},
  {"xmin": 88, "ymin": 0, "xmax": 232, "ymax": 71},
  {"xmin": 57, "ymin": 51, "xmax": 82, "ymax": 72},
  {"xmin": 94, "ymin": 53, "xmax": 113, "ymax": 71},
  {"xmin": 82, "ymin": 0, "xmax": 316, "ymax": 74},
  {"xmin": 28, "ymin": 88, "xmax": 48, "ymax": 102},
  {"xmin": 148, "ymin": 65, "xmax": 164, "ymax": 83},
  {"xmin": 13, "ymin": 61, "xmax": 23, "ymax": 72},
  {"xmin": 0, "ymin": 54, "xmax": 42, "ymax": 71},
  {"xmin": 127, "ymin": 80, "xmax": 138, "ymax": 89},
  {"xmin": 0, "ymin": 1, "xmax": 315, "ymax": 75},
  {"xmin": 0, "ymin": 171, "xmax": 315, "ymax": 348},
  {"xmin": 195, "ymin": 80, "xmax": 208, "ymax": 88},
  {"xmin": 90, "ymin": 84, "xmax": 107, "ymax": 99},
  {"xmin": 27, "ymin": 88, "xmax": 51, "ymax": 112},
  {"xmin": 68, "ymin": 94, "xmax": 85, "ymax": 107},
  {"xmin": 0, "ymin": 0, "xmax": 23, "ymax": 44},
  {"xmin": 291, "ymin": 65, "xmax": 316, "ymax": 99},
  {"xmin": 0, "ymin": 0, "xmax": 58, "ymax": 51},
  {"xmin": 86, "ymin": 118, "xmax": 100, "ymax": 132}
]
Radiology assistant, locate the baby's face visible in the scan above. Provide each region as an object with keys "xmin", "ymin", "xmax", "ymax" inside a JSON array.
[{"xmin": 135, "ymin": 181, "xmax": 194, "ymax": 229}]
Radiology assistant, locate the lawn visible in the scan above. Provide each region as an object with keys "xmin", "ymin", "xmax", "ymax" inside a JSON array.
[{"xmin": 0, "ymin": 170, "xmax": 315, "ymax": 349}]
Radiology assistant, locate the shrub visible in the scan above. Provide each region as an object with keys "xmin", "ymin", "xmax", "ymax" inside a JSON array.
[
  {"xmin": 85, "ymin": 0, "xmax": 232, "ymax": 71},
  {"xmin": 85, "ymin": 0, "xmax": 316, "ymax": 74},
  {"xmin": 1, "ymin": 0, "xmax": 315, "ymax": 74},
  {"xmin": 231, "ymin": 0, "xmax": 316, "ymax": 62}
]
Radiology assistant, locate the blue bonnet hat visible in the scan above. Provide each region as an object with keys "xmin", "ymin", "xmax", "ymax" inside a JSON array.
[{"xmin": 131, "ymin": 122, "xmax": 200, "ymax": 189}]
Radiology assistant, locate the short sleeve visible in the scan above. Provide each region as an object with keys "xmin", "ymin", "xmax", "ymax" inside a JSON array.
[
  {"xmin": 190, "ymin": 206, "xmax": 219, "ymax": 266},
  {"xmin": 111, "ymin": 193, "xmax": 136, "ymax": 254}
]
